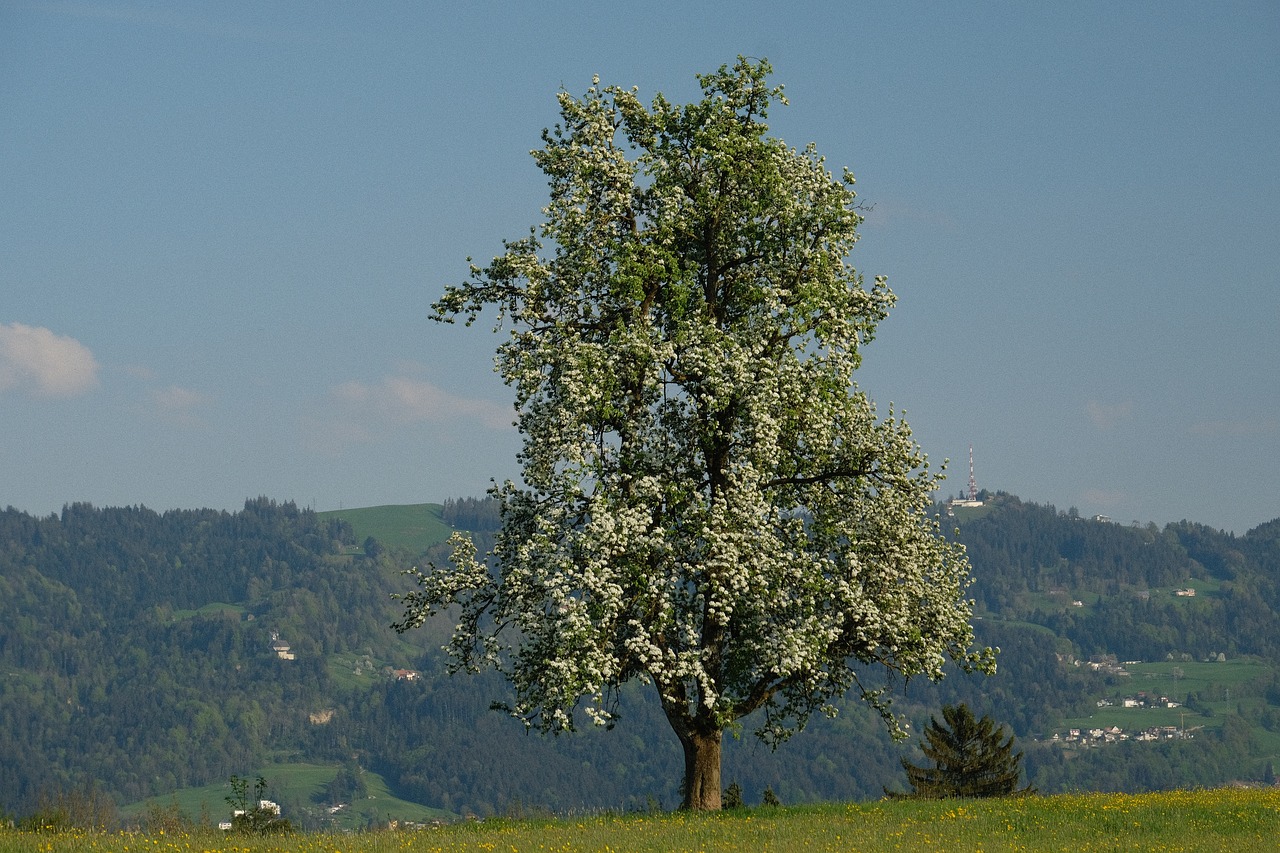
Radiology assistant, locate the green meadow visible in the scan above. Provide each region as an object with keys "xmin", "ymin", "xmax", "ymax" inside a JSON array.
[
  {"xmin": 116, "ymin": 763, "xmax": 453, "ymax": 834},
  {"xmin": 317, "ymin": 503, "xmax": 452, "ymax": 555},
  {"xmin": 7, "ymin": 789, "xmax": 1279, "ymax": 853},
  {"xmin": 1061, "ymin": 658, "xmax": 1275, "ymax": 736}
]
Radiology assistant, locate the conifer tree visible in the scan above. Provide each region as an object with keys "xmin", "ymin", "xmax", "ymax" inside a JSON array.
[{"xmin": 897, "ymin": 704, "xmax": 1032, "ymax": 798}]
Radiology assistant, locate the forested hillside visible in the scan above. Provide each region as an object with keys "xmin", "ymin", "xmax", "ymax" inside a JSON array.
[
  {"xmin": 1, "ymin": 494, "xmax": 1278, "ymax": 821},
  {"xmin": 0, "ymin": 500, "xmax": 409, "ymax": 814}
]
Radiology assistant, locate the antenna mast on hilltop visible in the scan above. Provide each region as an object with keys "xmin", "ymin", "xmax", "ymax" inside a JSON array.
[
  {"xmin": 947, "ymin": 445, "xmax": 984, "ymax": 511},
  {"xmin": 968, "ymin": 445, "xmax": 978, "ymax": 502}
]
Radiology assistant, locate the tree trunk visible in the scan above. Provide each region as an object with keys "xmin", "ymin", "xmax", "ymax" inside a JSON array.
[{"xmin": 679, "ymin": 729, "xmax": 723, "ymax": 811}]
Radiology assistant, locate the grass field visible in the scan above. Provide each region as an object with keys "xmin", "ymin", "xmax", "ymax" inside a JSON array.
[
  {"xmin": 11, "ymin": 789, "xmax": 1280, "ymax": 852},
  {"xmin": 170, "ymin": 602, "xmax": 247, "ymax": 621},
  {"xmin": 118, "ymin": 763, "xmax": 452, "ymax": 833},
  {"xmin": 317, "ymin": 504, "xmax": 452, "ymax": 555},
  {"xmin": 1060, "ymin": 658, "xmax": 1274, "ymax": 736}
]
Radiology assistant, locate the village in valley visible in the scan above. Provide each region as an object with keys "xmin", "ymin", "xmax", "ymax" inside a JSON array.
[{"xmin": 1042, "ymin": 654, "xmax": 1217, "ymax": 749}]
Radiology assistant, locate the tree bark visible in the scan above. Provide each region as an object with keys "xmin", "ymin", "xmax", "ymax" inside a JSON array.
[{"xmin": 679, "ymin": 729, "xmax": 723, "ymax": 811}]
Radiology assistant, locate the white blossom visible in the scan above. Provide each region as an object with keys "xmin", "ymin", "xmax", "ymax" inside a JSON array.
[{"xmin": 396, "ymin": 58, "xmax": 993, "ymax": 808}]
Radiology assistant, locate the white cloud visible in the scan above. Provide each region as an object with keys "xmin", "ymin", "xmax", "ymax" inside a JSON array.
[
  {"xmin": 147, "ymin": 384, "xmax": 207, "ymax": 426},
  {"xmin": 1085, "ymin": 399, "xmax": 1133, "ymax": 430},
  {"xmin": 0, "ymin": 322, "xmax": 100, "ymax": 397},
  {"xmin": 305, "ymin": 374, "xmax": 512, "ymax": 457},
  {"xmin": 332, "ymin": 376, "xmax": 513, "ymax": 430}
]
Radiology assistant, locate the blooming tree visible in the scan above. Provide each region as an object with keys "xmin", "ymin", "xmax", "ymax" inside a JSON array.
[{"xmin": 395, "ymin": 58, "xmax": 992, "ymax": 811}]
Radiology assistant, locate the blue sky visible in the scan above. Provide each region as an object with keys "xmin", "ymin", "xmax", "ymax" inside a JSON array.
[{"xmin": 3, "ymin": 2, "xmax": 1277, "ymax": 533}]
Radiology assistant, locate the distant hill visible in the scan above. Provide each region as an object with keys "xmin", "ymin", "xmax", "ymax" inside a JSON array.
[{"xmin": 2, "ymin": 493, "xmax": 1279, "ymax": 822}]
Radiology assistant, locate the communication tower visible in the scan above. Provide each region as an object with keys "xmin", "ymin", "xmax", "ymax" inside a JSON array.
[
  {"xmin": 948, "ymin": 446, "xmax": 984, "ymax": 509},
  {"xmin": 968, "ymin": 445, "xmax": 978, "ymax": 502}
]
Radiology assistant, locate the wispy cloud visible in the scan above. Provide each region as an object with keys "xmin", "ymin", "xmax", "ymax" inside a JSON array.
[
  {"xmin": 331, "ymin": 376, "xmax": 513, "ymax": 430},
  {"xmin": 1086, "ymin": 399, "xmax": 1134, "ymax": 430},
  {"xmin": 148, "ymin": 384, "xmax": 207, "ymax": 426},
  {"xmin": 0, "ymin": 322, "xmax": 100, "ymax": 397},
  {"xmin": 304, "ymin": 374, "xmax": 512, "ymax": 457}
]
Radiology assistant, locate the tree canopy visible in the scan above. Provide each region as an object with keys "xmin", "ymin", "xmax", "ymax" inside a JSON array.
[
  {"xmin": 896, "ymin": 703, "xmax": 1032, "ymax": 798},
  {"xmin": 395, "ymin": 57, "xmax": 991, "ymax": 810}
]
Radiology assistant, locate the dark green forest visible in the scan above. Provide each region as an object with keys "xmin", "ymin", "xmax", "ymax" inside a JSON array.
[{"xmin": 1, "ymin": 493, "xmax": 1278, "ymax": 822}]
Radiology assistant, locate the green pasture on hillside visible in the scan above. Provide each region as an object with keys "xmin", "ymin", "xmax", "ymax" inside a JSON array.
[
  {"xmin": 949, "ymin": 503, "xmax": 996, "ymax": 523},
  {"xmin": 1060, "ymin": 658, "xmax": 1274, "ymax": 738},
  {"xmin": 120, "ymin": 762, "xmax": 452, "ymax": 832},
  {"xmin": 325, "ymin": 646, "xmax": 431, "ymax": 691},
  {"xmin": 986, "ymin": 575, "xmax": 1224, "ymax": 618},
  {"xmin": 317, "ymin": 504, "xmax": 452, "ymax": 555},
  {"xmin": 170, "ymin": 602, "xmax": 247, "ymax": 621},
  {"xmin": 1121, "ymin": 658, "xmax": 1271, "ymax": 696},
  {"xmin": 16, "ymin": 789, "xmax": 1280, "ymax": 852}
]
